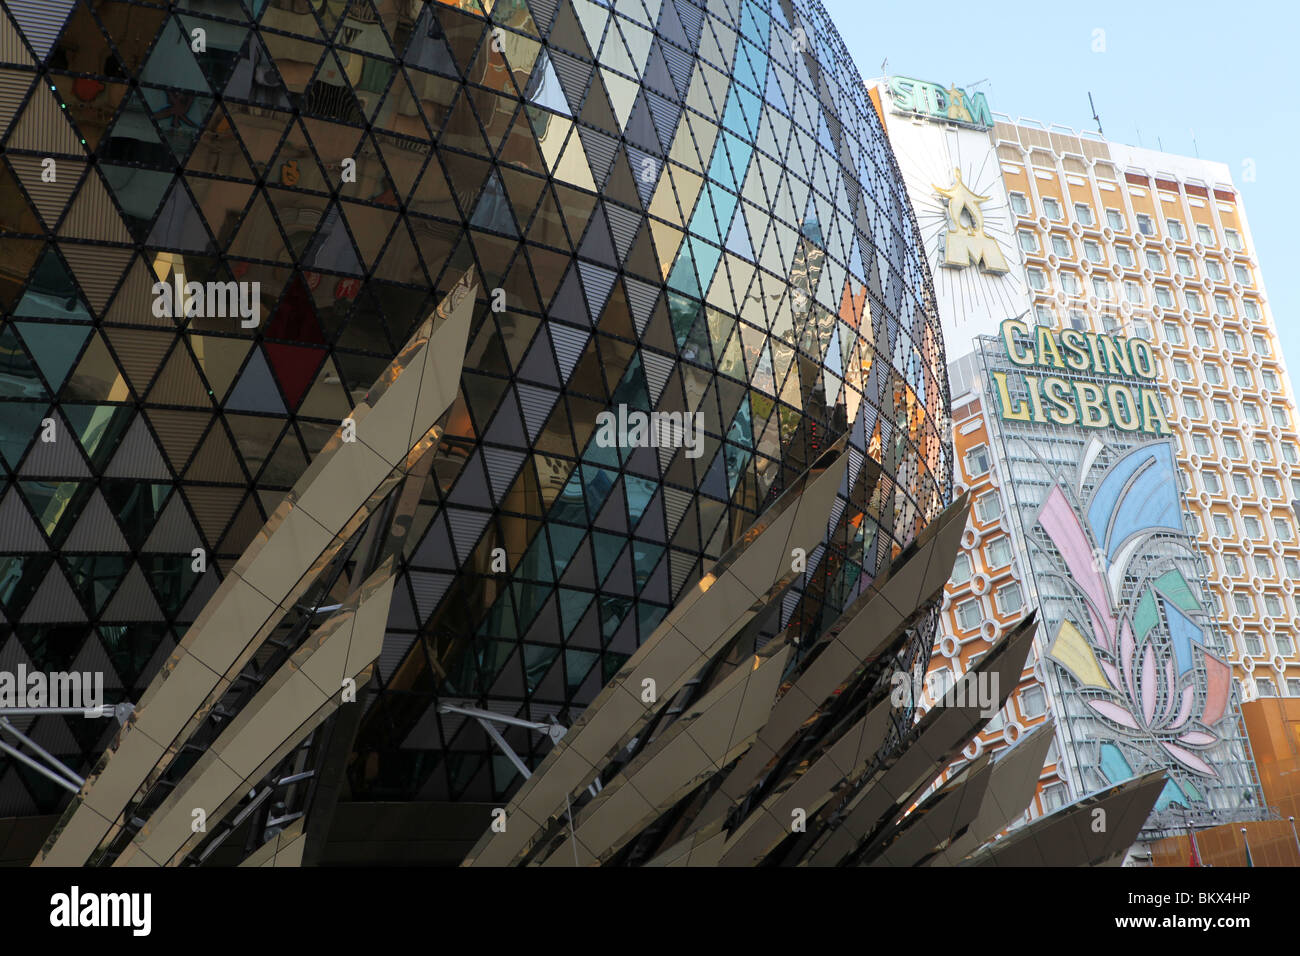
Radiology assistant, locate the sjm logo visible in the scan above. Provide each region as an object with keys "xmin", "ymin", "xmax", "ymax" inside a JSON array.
[{"xmin": 933, "ymin": 168, "xmax": 1010, "ymax": 274}]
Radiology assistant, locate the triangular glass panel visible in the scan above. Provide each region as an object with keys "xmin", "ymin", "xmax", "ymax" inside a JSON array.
[{"xmin": 224, "ymin": 348, "xmax": 286, "ymax": 414}]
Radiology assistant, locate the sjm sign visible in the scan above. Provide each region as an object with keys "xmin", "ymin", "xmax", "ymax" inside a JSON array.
[{"xmin": 888, "ymin": 77, "xmax": 993, "ymax": 130}]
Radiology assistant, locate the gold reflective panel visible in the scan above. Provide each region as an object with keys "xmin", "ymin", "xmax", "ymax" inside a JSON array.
[
  {"xmin": 462, "ymin": 443, "xmax": 849, "ymax": 866},
  {"xmin": 36, "ymin": 275, "xmax": 477, "ymax": 866},
  {"xmin": 114, "ymin": 563, "xmax": 396, "ymax": 867}
]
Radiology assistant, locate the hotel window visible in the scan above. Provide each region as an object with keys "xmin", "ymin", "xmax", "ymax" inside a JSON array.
[
  {"xmin": 1244, "ymin": 403, "xmax": 1263, "ymax": 425},
  {"xmin": 1116, "ymin": 245, "xmax": 1135, "ymax": 269},
  {"xmin": 1067, "ymin": 309, "xmax": 1087, "ymax": 330},
  {"xmin": 1197, "ymin": 223, "xmax": 1215, "ymax": 246},
  {"xmin": 1124, "ymin": 280, "xmax": 1142, "ymax": 304},
  {"xmin": 1263, "ymin": 475, "xmax": 1281, "ymax": 499},
  {"xmin": 1020, "ymin": 685, "xmax": 1047, "ymax": 719},
  {"xmin": 1146, "ymin": 249, "xmax": 1166, "ymax": 272},
  {"xmin": 1137, "ymin": 213, "xmax": 1155, "ymax": 235},
  {"xmin": 996, "ymin": 582, "xmax": 1024, "ymax": 614},
  {"xmin": 1084, "ymin": 240, "xmax": 1103, "ymax": 263},
  {"xmin": 1174, "ymin": 359, "xmax": 1192, "ymax": 381},
  {"xmin": 1233, "ymin": 474, "xmax": 1252, "ymax": 498},
  {"xmin": 1244, "ymin": 300, "xmax": 1261, "ymax": 321},
  {"xmin": 1225, "ymin": 228, "xmax": 1243, "ymax": 251},
  {"xmin": 1155, "ymin": 286, "xmax": 1174, "ymax": 309},
  {"xmin": 965, "ymin": 444, "xmax": 991, "ymax": 477},
  {"xmin": 1222, "ymin": 435, "xmax": 1241, "ymax": 458},
  {"xmin": 1204, "ymin": 364, "xmax": 1222, "ymax": 385},
  {"xmin": 1286, "ymin": 444, "xmax": 1299, "ymax": 465},
  {"xmin": 1244, "ymin": 632, "xmax": 1264, "ymax": 655},
  {"xmin": 955, "ymin": 598, "xmax": 983, "ymax": 631},
  {"xmin": 1018, "ymin": 229, "xmax": 1039, "ymax": 253},
  {"xmin": 1275, "ymin": 518, "xmax": 1294, "ymax": 541},
  {"xmin": 1290, "ymin": 680, "xmax": 1300, "ymax": 696},
  {"xmin": 1207, "ymin": 259, "xmax": 1224, "ymax": 282},
  {"xmin": 1203, "ymin": 471, "xmax": 1221, "ymax": 493},
  {"xmin": 952, "ymin": 553, "xmax": 973, "ymax": 586},
  {"xmin": 1176, "ymin": 254, "xmax": 1194, "ymax": 277},
  {"xmin": 1132, "ymin": 319, "xmax": 1152, "ymax": 340},
  {"xmin": 1264, "ymin": 370, "xmax": 1280, "ymax": 391},
  {"xmin": 1167, "ymin": 219, "xmax": 1185, "ymax": 241},
  {"xmin": 1224, "ymin": 553, "xmax": 1243, "ymax": 576},
  {"xmin": 1215, "ymin": 294, "xmax": 1233, "ymax": 317},
  {"xmin": 1042, "ymin": 783, "xmax": 1068, "ymax": 811},
  {"xmin": 986, "ymin": 536, "xmax": 1013, "ymax": 568},
  {"xmin": 1276, "ymin": 634, "xmax": 1295, "ymax": 656},
  {"xmin": 1236, "ymin": 593, "xmax": 1256, "ymax": 616},
  {"xmin": 927, "ymin": 668, "xmax": 955, "ymax": 705},
  {"xmin": 1213, "ymin": 399, "xmax": 1231, "ymax": 421},
  {"xmin": 1213, "ymin": 513, "xmax": 1233, "ymax": 537},
  {"xmin": 1092, "ymin": 277, "xmax": 1111, "ymax": 300},
  {"xmin": 1042, "ymin": 196, "xmax": 1063, "ymax": 221},
  {"xmin": 1184, "ymin": 290, "xmax": 1203, "ymax": 312},
  {"xmin": 1061, "ymin": 273, "xmax": 1080, "ymax": 296},
  {"xmin": 1293, "ymin": 478, "xmax": 1300, "ymax": 500},
  {"xmin": 1162, "ymin": 321, "xmax": 1183, "ymax": 344},
  {"xmin": 1272, "ymin": 405, "xmax": 1290, "ymax": 428},
  {"xmin": 1074, "ymin": 202, "xmax": 1094, "ymax": 226},
  {"xmin": 1224, "ymin": 329, "xmax": 1242, "ymax": 351},
  {"xmin": 1288, "ymin": 556, "xmax": 1300, "ymax": 578},
  {"xmin": 1266, "ymin": 594, "xmax": 1285, "ymax": 617},
  {"xmin": 1193, "ymin": 433, "xmax": 1212, "ymax": 455},
  {"xmin": 1028, "ymin": 267, "xmax": 1047, "ymax": 291},
  {"xmin": 1256, "ymin": 678, "xmax": 1276, "ymax": 698},
  {"xmin": 1253, "ymin": 439, "xmax": 1272, "ymax": 461},
  {"xmin": 1010, "ymin": 192, "xmax": 1029, "ymax": 216},
  {"xmin": 1051, "ymin": 234, "xmax": 1072, "ymax": 257},
  {"xmin": 1252, "ymin": 333, "xmax": 1271, "ymax": 356},
  {"xmin": 1233, "ymin": 365, "xmax": 1252, "ymax": 387},
  {"xmin": 1182, "ymin": 396, "xmax": 1203, "ymax": 417},
  {"xmin": 1195, "ymin": 327, "xmax": 1214, "ymax": 347},
  {"xmin": 1106, "ymin": 208, "xmax": 1125, "ymax": 230},
  {"xmin": 975, "ymin": 491, "xmax": 1002, "ymax": 523},
  {"xmin": 1244, "ymin": 515, "xmax": 1263, "ymax": 538},
  {"xmin": 1034, "ymin": 304, "xmax": 1055, "ymax": 326}
]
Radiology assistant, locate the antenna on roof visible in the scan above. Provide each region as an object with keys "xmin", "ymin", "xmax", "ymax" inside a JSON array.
[
  {"xmin": 1191, "ymin": 128, "xmax": 1199, "ymax": 158},
  {"xmin": 1088, "ymin": 92, "xmax": 1104, "ymax": 137}
]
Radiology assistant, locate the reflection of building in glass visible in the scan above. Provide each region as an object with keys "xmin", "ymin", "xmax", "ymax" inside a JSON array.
[{"xmin": 0, "ymin": 0, "xmax": 954, "ymax": 861}]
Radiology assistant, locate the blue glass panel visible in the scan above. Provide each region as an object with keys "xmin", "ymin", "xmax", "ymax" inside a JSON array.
[{"xmin": 1162, "ymin": 597, "xmax": 1201, "ymax": 675}]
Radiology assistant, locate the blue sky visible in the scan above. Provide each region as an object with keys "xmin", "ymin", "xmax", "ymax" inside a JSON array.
[{"xmin": 824, "ymin": 0, "xmax": 1300, "ymax": 386}]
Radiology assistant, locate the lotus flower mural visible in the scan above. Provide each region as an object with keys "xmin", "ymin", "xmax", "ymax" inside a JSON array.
[{"xmin": 1036, "ymin": 442, "xmax": 1233, "ymax": 789}]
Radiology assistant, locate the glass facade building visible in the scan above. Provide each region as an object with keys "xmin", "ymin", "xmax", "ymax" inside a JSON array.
[{"xmin": 0, "ymin": 0, "xmax": 951, "ymax": 832}]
